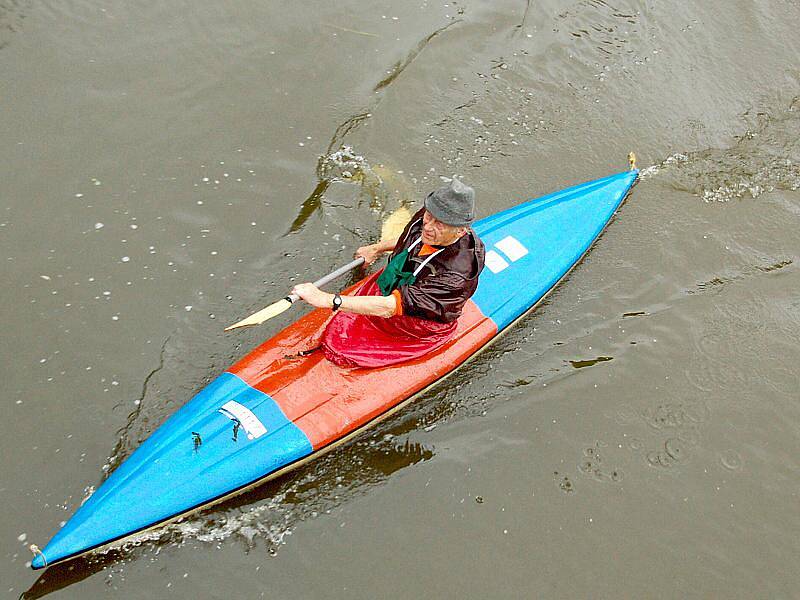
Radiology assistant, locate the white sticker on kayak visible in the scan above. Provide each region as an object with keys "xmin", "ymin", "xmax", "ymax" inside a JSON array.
[
  {"xmin": 218, "ymin": 401, "xmax": 267, "ymax": 440},
  {"xmin": 484, "ymin": 250, "xmax": 509, "ymax": 274},
  {"xmin": 495, "ymin": 236, "xmax": 528, "ymax": 262}
]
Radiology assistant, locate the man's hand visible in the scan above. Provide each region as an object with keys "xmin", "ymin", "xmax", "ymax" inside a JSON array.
[
  {"xmin": 291, "ymin": 283, "xmax": 333, "ymax": 309},
  {"xmin": 354, "ymin": 243, "xmax": 385, "ymax": 266}
]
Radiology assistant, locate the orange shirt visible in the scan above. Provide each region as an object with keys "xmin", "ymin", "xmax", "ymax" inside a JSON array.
[
  {"xmin": 391, "ymin": 289, "xmax": 403, "ymax": 316},
  {"xmin": 390, "ymin": 244, "xmax": 441, "ymax": 315}
]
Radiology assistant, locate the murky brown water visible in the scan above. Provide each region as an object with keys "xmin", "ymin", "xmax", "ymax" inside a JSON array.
[{"xmin": 3, "ymin": 1, "xmax": 799, "ymax": 597}]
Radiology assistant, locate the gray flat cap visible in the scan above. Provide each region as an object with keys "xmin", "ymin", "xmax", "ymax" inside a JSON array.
[{"xmin": 424, "ymin": 177, "xmax": 475, "ymax": 226}]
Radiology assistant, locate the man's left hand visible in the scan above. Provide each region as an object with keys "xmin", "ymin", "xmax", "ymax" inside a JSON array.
[{"xmin": 291, "ymin": 283, "xmax": 333, "ymax": 309}]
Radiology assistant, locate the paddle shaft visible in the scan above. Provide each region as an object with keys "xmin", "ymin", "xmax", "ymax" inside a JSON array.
[{"xmin": 286, "ymin": 257, "xmax": 365, "ymax": 303}]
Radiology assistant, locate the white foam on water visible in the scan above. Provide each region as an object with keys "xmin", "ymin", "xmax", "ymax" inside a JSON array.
[{"xmin": 638, "ymin": 153, "xmax": 689, "ymax": 179}]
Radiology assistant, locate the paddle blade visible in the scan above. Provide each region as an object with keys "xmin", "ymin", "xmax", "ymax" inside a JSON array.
[
  {"xmin": 224, "ymin": 298, "xmax": 293, "ymax": 331},
  {"xmin": 381, "ymin": 205, "xmax": 411, "ymax": 242}
]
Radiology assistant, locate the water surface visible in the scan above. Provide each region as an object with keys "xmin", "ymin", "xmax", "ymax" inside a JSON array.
[{"xmin": 2, "ymin": 1, "xmax": 799, "ymax": 597}]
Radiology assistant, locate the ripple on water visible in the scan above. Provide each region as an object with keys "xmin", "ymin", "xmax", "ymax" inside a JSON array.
[
  {"xmin": 719, "ymin": 449, "xmax": 743, "ymax": 471},
  {"xmin": 636, "ymin": 394, "xmax": 709, "ymax": 470},
  {"xmin": 575, "ymin": 442, "xmax": 624, "ymax": 484},
  {"xmin": 553, "ymin": 0, "xmax": 645, "ymax": 68}
]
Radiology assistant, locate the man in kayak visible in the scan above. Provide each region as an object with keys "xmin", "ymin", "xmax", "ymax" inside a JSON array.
[{"xmin": 291, "ymin": 178, "xmax": 485, "ymax": 367}]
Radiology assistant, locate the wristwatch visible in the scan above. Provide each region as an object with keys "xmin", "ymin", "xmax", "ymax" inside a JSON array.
[{"xmin": 332, "ymin": 293, "xmax": 343, "ymax": 312}]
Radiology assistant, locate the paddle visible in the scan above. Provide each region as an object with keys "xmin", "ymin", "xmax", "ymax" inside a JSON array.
[{"xmin": 225, "ymin": 206, "xmax": 411, "ymax": 331}]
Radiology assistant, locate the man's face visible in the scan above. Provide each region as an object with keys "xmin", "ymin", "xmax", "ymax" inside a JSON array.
[{"xmin": 421, "ymin": 210, "xmax": 467, "ymax": 246}]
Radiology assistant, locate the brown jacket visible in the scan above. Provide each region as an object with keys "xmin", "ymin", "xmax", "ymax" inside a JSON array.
[{"xmin": 390, "ymin": 208, "xmax": 485, "ymax": 323}]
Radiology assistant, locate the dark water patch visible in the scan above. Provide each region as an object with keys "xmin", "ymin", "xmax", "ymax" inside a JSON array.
[
  {"xmin": 286, "ymin": 180, "xmax": 329, "ymax": 235},
  {"xmin": 515, "ymin": 0, "xmax": 535, "ymax": 31},
  {"xmin": 569, "ymin": 355, "xmax": 613, "ymax": 369},
  {"xmin": 687, "ymin": 258, "xmax": 794, "ymax": 296},
  {"xmin": 755, "ymin": 258, "xmax": 793, "ymax": 273},
  {"xmin": 374, "ymin": 19, "xmax": 462, "ymax": 92},
  {"xmin": 102, "ymin": 336, "xmax": 171, "ymax": 478},
  {"xmin": 325, "ymin": 112, "xmax": 372, "ymax": 155},
  {"xmin": 690, "ymin": 275, "xmax": 736, "ymax": 296}
]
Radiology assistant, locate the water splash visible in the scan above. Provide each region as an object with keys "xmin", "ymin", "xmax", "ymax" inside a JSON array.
[
  {"xmin": 652, "ymin": 96, "xmax": 800, "ymax": 201},
  {"xmin": 638, "ymin": 153, "xmax": 689, "ymax": 179},
  {"xmin": 317, "ymin": 145, "xmax": 381, "ymax": 187}
]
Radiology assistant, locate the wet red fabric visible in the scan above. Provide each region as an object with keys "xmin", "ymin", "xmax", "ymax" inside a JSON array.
[{"xmin": 322, "ymin": 271, "xmax": 457, "ymax": 368}]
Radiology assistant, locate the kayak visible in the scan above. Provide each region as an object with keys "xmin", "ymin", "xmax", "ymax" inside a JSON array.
[{"xmin": 30, "ymin": 165, "xmax": 638, "ymax": 569}]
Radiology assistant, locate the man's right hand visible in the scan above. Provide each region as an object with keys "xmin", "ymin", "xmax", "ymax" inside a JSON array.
[{"xmin": 354, "ymin": 244, "xmax": 383, "ymax": 266}]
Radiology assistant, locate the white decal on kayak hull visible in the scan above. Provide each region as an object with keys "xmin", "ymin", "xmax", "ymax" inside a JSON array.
[
  {"xmin": 495, "ymin": 235, "xmax": 529, "ymax": 262},
  {"xmin": 485, "ymin": 250, "xmax": 510, "ymax": 273},
  {"xmin": 218, "ymin": 401, "xmax": 267, "ymax": 440}
]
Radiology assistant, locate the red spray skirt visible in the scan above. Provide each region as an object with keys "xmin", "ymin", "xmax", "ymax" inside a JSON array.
[{"xmin": 322, "ymin": 271, "xmax": 457, "ymax": 368}]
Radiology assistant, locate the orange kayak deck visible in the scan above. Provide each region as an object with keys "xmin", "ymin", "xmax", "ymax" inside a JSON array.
[{"xmin": 229, "ymin": 298, "xmax": 496, "ymax": 450}]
